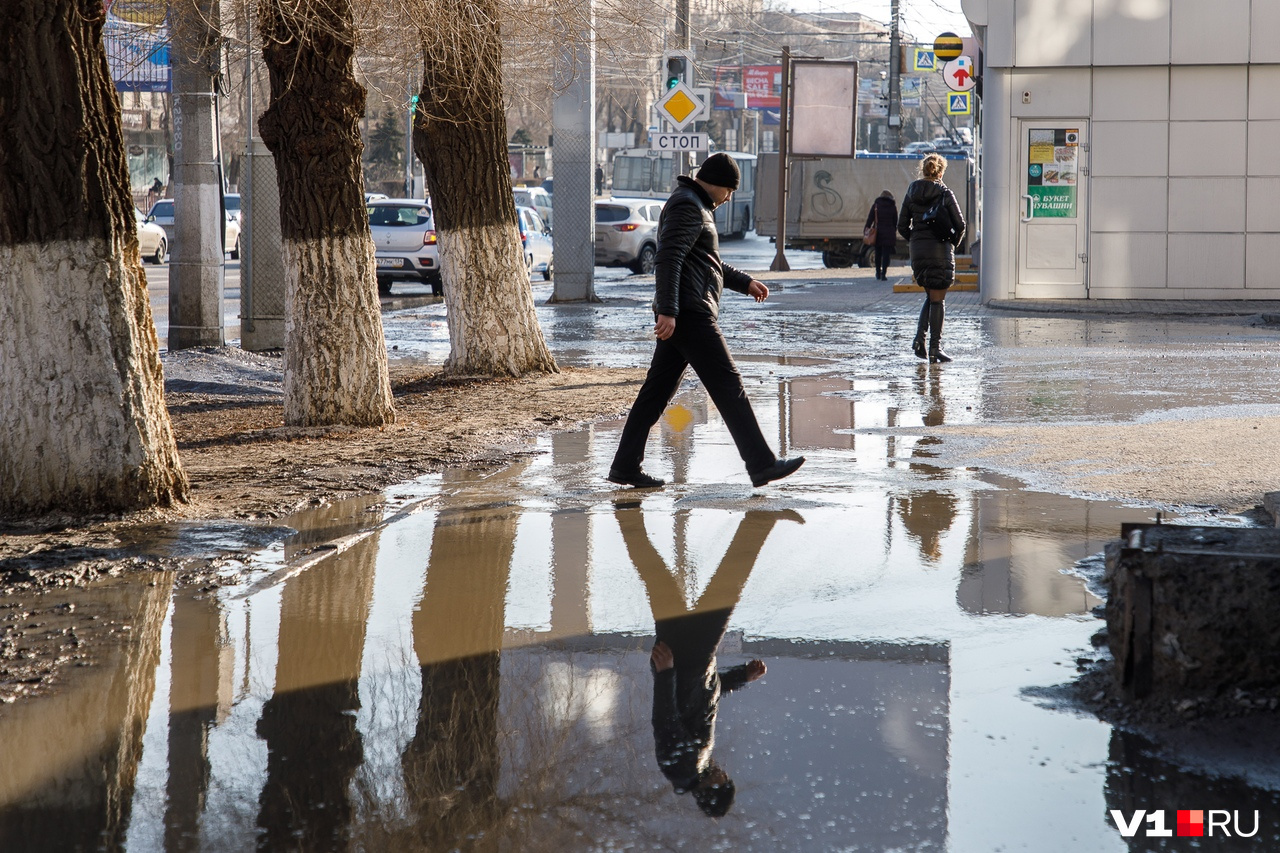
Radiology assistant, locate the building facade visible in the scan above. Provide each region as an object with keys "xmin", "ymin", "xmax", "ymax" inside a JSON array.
[{"xmin": 962, "ymin": 0, "xmax": 1280, "ymax": 300}]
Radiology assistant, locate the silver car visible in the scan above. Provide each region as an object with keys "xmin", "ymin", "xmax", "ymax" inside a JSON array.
[
  {"xmin": 367, "ymin": 199, "xmax": 442, "ymax": 296},
  {"xmin": 595, "ymin": 198, "xmax": 662, "ymax": 274}
]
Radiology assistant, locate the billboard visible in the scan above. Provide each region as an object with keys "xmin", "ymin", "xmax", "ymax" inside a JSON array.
[
  {"xmin": 714, "ymin": 65, "xmax": 783, "ymax": 110},
  {"xmin": 103, "ymin": 0, "xmax": 171, "ymax": 92},
  {"xmin": 743, "ymin": 65, "xmax": 781, "ymax": 108}
]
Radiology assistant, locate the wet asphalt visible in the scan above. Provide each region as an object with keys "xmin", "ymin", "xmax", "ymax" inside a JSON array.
[{"xmin": 8, "ymin": 235, "xmax": 1280, "ymax": 850}]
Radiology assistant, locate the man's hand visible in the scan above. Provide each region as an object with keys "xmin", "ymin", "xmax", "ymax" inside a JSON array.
[
  {"xmin": 654, "ymin": 314, "xmax": 676, "ymax": 340},
  {"xmin": 747, "ymin": 280, "xmax": 769, "ymax": 302},
  {"xmin": 745, "ymin": 659, "xmax": 766, "ymax": 681},
  {"xmin": 651, "ymin": 640, "xmax": 674, "ymax": 672}
]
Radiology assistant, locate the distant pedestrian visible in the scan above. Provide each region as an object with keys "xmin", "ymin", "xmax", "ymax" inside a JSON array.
[
  {"xmin": 898, "ymin": 153, "xmax": 965, "ymax": 363},
  {"xmin": 607, "ymin": 152, "xmax": 805, "ymax": 489},
  {"xmin": 150, "ymin": 177, "xmax": 163, "ymax": 195},
  {"xmin": 864, "ymin": 190, "xmax": 898, "ymax": 281},
  {"xmin": 595, "ymin": 164, "xmax": 605, "ymax": 196}
]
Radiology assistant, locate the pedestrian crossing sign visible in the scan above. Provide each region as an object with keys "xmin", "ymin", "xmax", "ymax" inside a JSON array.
[
  {"xmin": 913, "ymin": 48, "xmax": 935, "ymax": 71},
  {"xmin": 946, "ymin": 92, "xmax": 972, "ymax": 115}
]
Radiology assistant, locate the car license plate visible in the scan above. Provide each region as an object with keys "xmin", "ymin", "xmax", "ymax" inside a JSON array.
[{"xmin": 376, "ymin": 258, "xmax": 404, "ymax": 268}]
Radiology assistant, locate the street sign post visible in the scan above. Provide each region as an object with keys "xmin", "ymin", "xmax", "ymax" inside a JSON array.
[
  {"xmin": 934, "ymin": 32, "xmax": 964, "ymax": 61},
  {"xmin": 654, "ymin": 81, "xmax": 706, "ymax": 131},
  {"xmin": 649, "ymin": 132, "xmax": 709, "ymax": 151},
  {"xmin": 946, "ymin": 91, "xmax": 972, "ymax": 115},
  {"xmin": 943, "ymin": 56, "xmax": 976, "ymax": 92}
]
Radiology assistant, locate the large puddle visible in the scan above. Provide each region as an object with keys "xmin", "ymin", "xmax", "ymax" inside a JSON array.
[{"xmin": 5, "ymin": 345, "xmax": 1280, "ymax": 850}]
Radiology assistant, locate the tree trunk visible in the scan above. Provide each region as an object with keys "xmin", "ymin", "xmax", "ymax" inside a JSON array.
[
  {"xmin": 258, "ymin": 0, "xmax": 395, "ymax": 427},
  {"xmin": 0, "ymin": 2, "xmax": 187, "ymax": 516},
  {"xmin": 414, "ymin": 0, "xmax": 558, "ymax": 377}
]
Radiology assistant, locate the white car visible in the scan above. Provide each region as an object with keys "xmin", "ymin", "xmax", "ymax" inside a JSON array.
[
  {"xmin": 134, "ymin": 208, "xmax": 167, "ymax": 264},
  {"xmin": 517, "ymin": 205, "xmax": 553, "ymax": 281},
  {"xmin": 145, "ymin": 198, "xmax": 240, "ymax": 259},
  {"xmin": 367, "ymin": 199, "xmax": 441, "ymax": 295},
  {"xmin": 225, "ymin": 192, "xmax": 241, "ymax": 225},
  {"xmin": 595, "ymin": 197, "xmax": 662, "ymax": 274},
  {"xmin": 514, "ymin": 186, "xmax": 553, "ymax": 228}
]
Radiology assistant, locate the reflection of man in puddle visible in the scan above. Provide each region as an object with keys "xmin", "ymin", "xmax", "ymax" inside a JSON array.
[{"xmin": 616, "ymin": 506, "xmax": 801, "ymax": 816}]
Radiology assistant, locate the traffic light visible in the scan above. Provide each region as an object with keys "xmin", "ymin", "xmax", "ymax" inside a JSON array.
[
  {"xmin": 661, "ymin": 50, "xmax": 693, "ymax": 90},
  {"xmin": 666, "ymin": 56, "xmax": 686, "ymax": 89}
]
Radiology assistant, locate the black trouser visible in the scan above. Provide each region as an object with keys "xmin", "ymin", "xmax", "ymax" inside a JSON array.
[
  {"xmin": 875, "ymin": 245, "xmax": 892, "ymax": 278},
  {"xmin": 612, "ymin": 314, "xmax": 776, "ymax": 476}
]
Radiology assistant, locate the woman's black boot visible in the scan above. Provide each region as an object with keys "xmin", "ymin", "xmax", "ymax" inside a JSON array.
[
  {"xmin": 927, "ymin": 301, "xmax": 952, "ymax": 363},
  {"xmin": 912, "ymin": 298, "xmax": 929, "ymax": 359}
]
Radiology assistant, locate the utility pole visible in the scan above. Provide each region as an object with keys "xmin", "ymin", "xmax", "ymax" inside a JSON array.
[
  {"xmin": 168, "ymin": 0, "xmax": 225, "ymax": 350},
  {"xmin": 769, "ymin": 45, "xmax": 791, "ymax": 272},
  {"xmin": 674, "ymin": 0, "xmax": 691, "ymax": 179},
  {"xmin": 549, "ymin": 0, "xmax": 598, "ymax": 302},
  {"xmin": 888, "ymin": 0, "xmax": 903, "ymax": 151},
  {"xmin": 405, "ymin": 77, "xmax": 415, "ymax": 197}
]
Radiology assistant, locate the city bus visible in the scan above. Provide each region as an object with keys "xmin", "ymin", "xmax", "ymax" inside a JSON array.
[{"xmin": 608, "ymin": 149, "xmax": 757, "ymax": 239}]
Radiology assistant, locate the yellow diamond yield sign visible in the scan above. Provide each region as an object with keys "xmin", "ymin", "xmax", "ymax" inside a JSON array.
[{"xmin": 656, "ymin": 82, "xmax": 705, "ymax": 130}]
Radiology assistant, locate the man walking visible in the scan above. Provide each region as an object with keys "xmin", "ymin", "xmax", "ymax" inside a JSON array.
[{"xmin": 608, "ymin": 153, "xmax": 805, "ymax": 489}]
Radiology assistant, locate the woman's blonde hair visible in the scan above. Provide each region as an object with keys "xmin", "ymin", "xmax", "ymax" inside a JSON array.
[{"xmin": 920, "ymin": 153, "xmax": 947, "ymax": 180}]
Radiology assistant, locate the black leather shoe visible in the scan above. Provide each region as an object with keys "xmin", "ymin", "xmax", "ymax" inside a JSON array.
[
  {"xmin": 608, "ymin": 468, "xmax": 665, "ymax": 488},
  {"xmin": 750, "ymin": 456, "xmax": 805, "ymax": 488},
  {"xmin": 912, "ymin": 334, "xmax": 928, "ymax": 360},
  {"xmin": 928, "ymin": 344, "xmax": 953, "ymax": 363}
]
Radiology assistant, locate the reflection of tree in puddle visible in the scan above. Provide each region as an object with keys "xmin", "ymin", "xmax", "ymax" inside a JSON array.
[
  {"xmin": 255, "ymin": 495, "xmax": 380, "ymax": 850},
  {"xmin": 0, "ymin": 575, "xmax": 173, "ymax": 849}
]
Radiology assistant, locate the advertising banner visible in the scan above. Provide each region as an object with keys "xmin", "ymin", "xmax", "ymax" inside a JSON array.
[
  {"xmin": 743, "ymin": 65, "xmax": 782, "ymax": 109},
  {"xmin": 1026, "ymin": 128, "xmax": 1079, "ymax": 217},
  {"xmin": 713, "ymin": 66, "xmax": 741, "ymax": 110},
  {"xmin": 103, "ymin": 0, "xmax": 171, "ymax": 92}
]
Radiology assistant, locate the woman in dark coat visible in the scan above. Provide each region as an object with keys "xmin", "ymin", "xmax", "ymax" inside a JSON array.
[
  {"xmin": 898, "ymin": 153, "xmax": 966, "ymax": 363},
  {"xmin": 864, "ymin": 190, "xmax": 899, "ymax": 280}
]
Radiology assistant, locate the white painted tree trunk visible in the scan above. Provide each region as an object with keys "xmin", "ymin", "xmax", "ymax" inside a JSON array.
[
  {"xmin": 282, "ymin": 234, "xmax": 395, "ymax": 426},
  {"xmin": 438, "ymin": 225, "xmax": 558, "ymax": 376},
  {"xmin": 0, "ymin": 240, "xmax": 188, "ymax": 514}
]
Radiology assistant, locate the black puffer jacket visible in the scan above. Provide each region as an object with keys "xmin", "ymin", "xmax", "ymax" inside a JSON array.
[
  {"xmin": 653, "ymin": 176, "xmax": 752, "ymax": 319},
  {"xmin": 652, "ymin": 661, "xmax": 754, "ymax": 792},
  {"xmin": 898, "ymin": 178, "xmax": 966, "ymax": 271}
]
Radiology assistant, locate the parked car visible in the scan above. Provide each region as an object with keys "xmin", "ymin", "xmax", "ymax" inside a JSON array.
[
  {"xmin": 517, "ymin": 205, "xmax": 553, "ymax": 281},
  {"xmin": 514, "ymin": 186, "xmax": 553, "ymax": 228},
  {"xmin": 595, "ymin": 197, "xmax": 662, "ymax": 274},
  {"xmin": 537, "ymin": 177, "xmax": 553, "ymax": 196},
  {"xmin": 367, "ymin": 198, "xmax": 441, "ymax": 295},
  {"xmin": 224, "ymin": 192, "xmax": 241, "ymax": 225},
  {"xmin": 364, "ymin": 192, "xmax": 389, "ymax": 202},
  {"xmin": 145, "ymin": 198, "xmax": 240, "ymax": 258},
  {"xmin": 146, "ymin": 198, "xmax": 174, "ymax": 244},
  {"xmin": 903, "ymin": 141, "xmax": 937, "ymax": 155},
  {"xmin": 134, "ymin": 207, "xmax": 167, "ymax": 264}
]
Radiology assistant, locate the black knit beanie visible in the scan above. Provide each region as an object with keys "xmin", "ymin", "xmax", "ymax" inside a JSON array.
[{"xmin": 696, "ymin": 153, "xmax": 740, "ymax": 189}]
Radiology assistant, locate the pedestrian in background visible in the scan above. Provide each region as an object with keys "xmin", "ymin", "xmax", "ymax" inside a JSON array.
[
  {"xmin": 898, "ymin": 153, "xmax": 965, "ymax": 363},
  {"xmin": 595, "ymin": 164, "xmax": 605, "ymax": 196},
  {"xmin": 607, "ymin": 152, "xmax": 805, "ymax": 489},
  {"xmin": 864, "ymin": 190, "xmax": 898, "ymax": 281}
]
